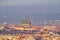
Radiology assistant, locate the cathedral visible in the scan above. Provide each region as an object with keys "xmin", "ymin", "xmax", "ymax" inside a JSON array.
[{"xmin": 20, "ymin": 14, "xmax": 32, "ymax": 28}]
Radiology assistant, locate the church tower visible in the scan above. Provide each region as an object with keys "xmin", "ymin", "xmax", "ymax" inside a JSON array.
[
  {"xmin": 20, "ymin": 8, "xmax": 32, "ymax": 28},
  {"xmin": 20, "ymin": 14, "xmax": 32, "ymax": 28}
]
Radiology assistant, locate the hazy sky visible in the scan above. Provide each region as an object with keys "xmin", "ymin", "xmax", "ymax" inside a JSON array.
[
  {"xmin": 0, "ymin": 0, "xmax": 60, "ymax": 24},
  {"xmin": 0, "ymin": 0, "xmax": 60, "ymax": 6}
]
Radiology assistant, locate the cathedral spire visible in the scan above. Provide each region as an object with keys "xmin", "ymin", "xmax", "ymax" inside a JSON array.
[{"xmin": 20, "ymin": 8, "xmax": 31, "ymax": 28}]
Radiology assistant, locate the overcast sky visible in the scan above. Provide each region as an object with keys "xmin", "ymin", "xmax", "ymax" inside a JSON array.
[{"xmin": 0, "ymin": 0, "xmax": 60, "ymax": 24}]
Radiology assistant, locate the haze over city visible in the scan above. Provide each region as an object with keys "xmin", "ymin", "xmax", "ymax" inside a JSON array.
[
  {"xmin": 0, "ymin": 0, "xmax": 60, "ymax": 24},
  {"xmin": 0, "ymin": 0, "xmax": 60, "ymax": 40}
]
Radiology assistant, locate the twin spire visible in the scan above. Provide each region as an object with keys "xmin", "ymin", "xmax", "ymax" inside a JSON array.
[{"xmin": 20, "ymin": 8, "xmax": 31, "ymax": 28}]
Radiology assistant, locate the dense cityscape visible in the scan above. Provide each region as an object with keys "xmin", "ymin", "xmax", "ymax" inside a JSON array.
[
  {"xmin": 0, "ymin": 17, "xmax": 60, "ymax": 40},
  {"xmin": 0, "ymin": 0, "xmax": 60, "ymax": 40}
]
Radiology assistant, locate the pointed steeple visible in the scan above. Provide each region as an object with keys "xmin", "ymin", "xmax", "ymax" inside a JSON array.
[
  {"xmin": 26, "ymin": 13, "xmax": 31, "ymax": 25},
  {"xmin": 20, "ymin": 8, "xmax": 32, "ymax": 28}
]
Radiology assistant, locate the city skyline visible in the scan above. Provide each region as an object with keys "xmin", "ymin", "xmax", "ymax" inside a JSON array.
[{"xmin": 0, "ymin": 0, "xmax": 60, "ymax": 24}]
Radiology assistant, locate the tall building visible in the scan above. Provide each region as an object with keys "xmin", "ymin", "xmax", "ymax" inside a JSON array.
[{"xmin": 20, "ymin": 14, "xmax": 32, "ymax": 28}]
